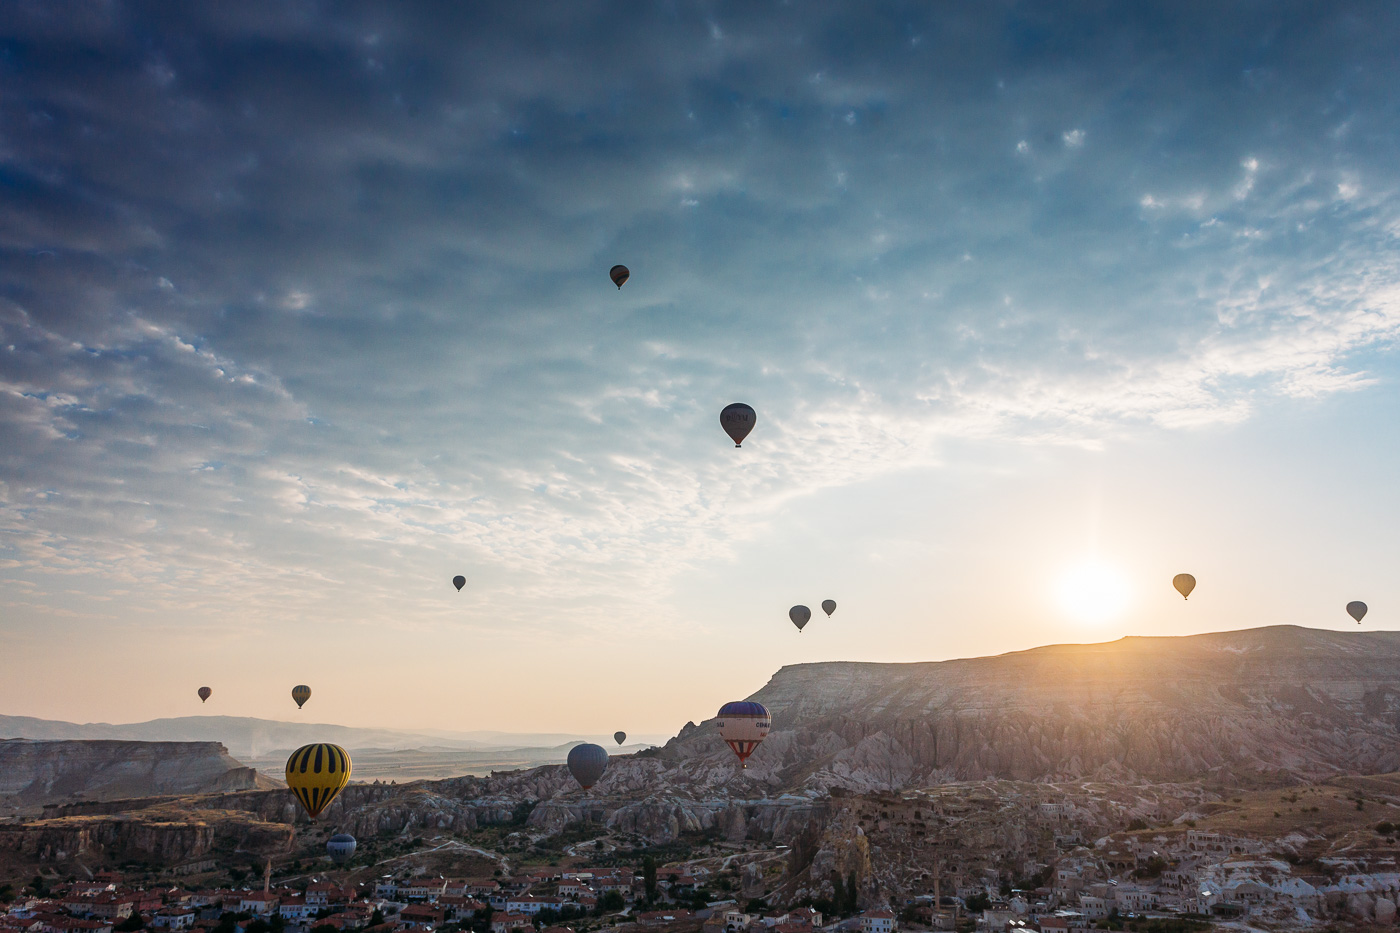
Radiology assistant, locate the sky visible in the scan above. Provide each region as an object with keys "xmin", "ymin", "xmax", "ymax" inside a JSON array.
[{"xmin": 2, "ymin": 2, "xmax": 1399, "ymax": 736}]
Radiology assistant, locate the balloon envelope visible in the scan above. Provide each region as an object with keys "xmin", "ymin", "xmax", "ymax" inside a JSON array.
[
  {"xmin": 292, "ymin": 685, "xmax": 311, "ymax": 709},
  {"xmin": 567, "ymin": 743, "xmax": 609, "ymax": 790},
  {"xmin": 285, "ymin": 743, "xmax": 352, "ymax": 819},
  {"xmin": 614, "ymin": 731, "xmax": 627, "ymax": 746},
  {"xmin": 790, "ymin": 605, "xmax": 811, "ymax": 631},
  {"xmin": 327, "ymin": 833, "xmax": 357, "ymax": 865},
  {"xmin": 1348, "ymin": 601, "xmax": 1368, "ymax": 624},
  {"xmin": 821, "ymin": 599, "xmax": 836, "ymax": 617},
  {"xmin": 452, "ymin": 575, "xmax": 466, "ymax": 591},
  {"xmin": 1172, "ymin": 574, "xmax": 1196, "ymax": 600},
  {"xmin": 197, "ymin": 686, "xmax": 211, "ymax": 703},
  {"xmin": 720, "ymin": 403, "xmax": 756, "ymax": 447},
  {"xmin": 609, "ymin": 265, "xmax": 630, "ymax": 289},
  {"xmin": 716, "ymin": 701, "xmax": 771, "ymax": 766}
]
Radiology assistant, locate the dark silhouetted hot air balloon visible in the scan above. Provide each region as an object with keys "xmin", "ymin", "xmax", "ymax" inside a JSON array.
[
  {"xmin": 609, "ymin": 265, "xmax": 630, "ymax": 289},
  {"xmin": 1348, "ymin": 601, "xmax": 1368, "ymax": 624},
  {"xmin": 285, "ymin": 743, "xmax": 352, "ymax": 819},
  {"xmin": 292, "ymin": 685, "xmax": 311, "ymax": 709},
  {"xmin": 198, "ymin": 686, "xmax": 211, "ymax": 703},
  {"xmin": 1172, "ymin": 574, "xmax": 1196, "ymax": 600},
  {"xmin": 614, "ymin": 731, "xmax": 627, "ymax": 746},
  {"xmin": 452, "ymin": 575, "xmax": 466, "ymax": 592},
  {"xmin": 821, "ymin": 599, "xmax": 836, "ymax": 617},
  {"xmin": 720, "ymin": 403, "xmax": 756, "ymax": 447},
  {"xmin": 790, "ymin": 605, "xmax": 811, "ymax": 632},
  {"xmin": 327, "ymin": 833, "xmax": 357, "ymax": 865},
  {"xmin": 567, "ymin": 743, "xmax": 608, "ymax": 790},
  {"xmin": 716, "ymin": 701, "xmax": 771, "ymax": 768}
]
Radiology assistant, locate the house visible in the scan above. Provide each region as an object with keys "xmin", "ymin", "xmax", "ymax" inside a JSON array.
[
  {"xmin": 151, "ymin": 911, "xmax": 196, "ymax": 931},
  {"xmin": 1037, "ymin": 918, "xmax": 1069, "ymax": 933},
  {"xmin": 401, "ymin": 882, "xmax": 446, "ymax": 902},
  {"xmin": 438, "ymin": 897, "xmax": 486, "ymax": 920},
  {"xmin": 637, "ymin": 910, "xmax": 694, "ymax": 926},
  {"xmin": 397, "ymin": 906, "xmax": 445, "ymax": 931},
  {"xmin": 237, "ymin": 895, "xmax": 280, "ymax": 917},
  {"xmin": 788, "ymin": 908, "xmax": 823, "ymax": 928},
  {"xmin": 859, "ymin": 911, "xmax": 895, "ymax": 933},
  {"xmin": 489, "ymin": 915, "xmax": 533, "ymax": 933},
  {"xmin": 372, "ymin": 881, "xmax": 397, "ymax": 900},
  {"xmin": 85, "ymin": 898, "xmax": 134, "ymax": 922},
  {"xmin": 278, "ymin": 897, "xmax": 314, "ymax": 922}
]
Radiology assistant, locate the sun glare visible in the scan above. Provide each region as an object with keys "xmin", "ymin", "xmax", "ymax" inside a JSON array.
[{"xmin": 1057, "ymin": 560, "xmax": 1131, "ymax": 625}]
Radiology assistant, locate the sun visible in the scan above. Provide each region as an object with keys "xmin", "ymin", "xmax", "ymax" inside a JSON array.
[{"xmin": 1056, "ymin": 559, "xmax": 1131, "ymax": 625}]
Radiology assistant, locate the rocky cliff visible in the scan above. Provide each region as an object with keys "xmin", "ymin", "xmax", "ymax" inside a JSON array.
[
  {"xmin": 0, "ymin": 740, "xmax": 272, "ymax": 807},
  {"xmin": 655, "ymin": 625, "xmax": 1400, "ymax": 790}
]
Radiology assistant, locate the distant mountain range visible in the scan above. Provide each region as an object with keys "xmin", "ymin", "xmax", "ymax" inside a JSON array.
[{"xmin": 0, "ymin": 714, "xmax": 664, "ymax": 761}]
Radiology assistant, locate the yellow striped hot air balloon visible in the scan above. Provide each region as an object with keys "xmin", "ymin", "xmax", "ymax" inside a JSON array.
[
  {"xmin": 291, "ymin": 684, "xmax": 311, "ymax": 709},
  {"xmin": 285, "ymin": 743, "xmax": 351, "ymax": 819}
]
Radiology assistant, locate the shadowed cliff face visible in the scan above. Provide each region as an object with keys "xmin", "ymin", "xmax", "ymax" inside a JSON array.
[
  {"xmin": 0, "ymin": 740, "xmax": 271, "ymax": 807},
  {"xmin": 657, "ymin": 626, "xmax": 1400, "ymax": 790}
]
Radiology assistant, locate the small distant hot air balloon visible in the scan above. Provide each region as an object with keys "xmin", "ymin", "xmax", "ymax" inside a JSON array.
[
  {"xmin": 566, "ymin": 743, "xmax": 609, "ymax": 790},
  {"xmin": 198, "ymin": 686, "xmax": 212, "ymax": 703},
  {"xmin": 609, "ymin": 265, "xmax": 630, "ymax": 289},
  {"xmin": 327, "ymin": 833, "xmax": 357, "ymax": 865},
  {"xmin": 1172, "ymin": 574, "xmax": 1196, "ymax": 600},
  {"xmin": 452, "ymin": 575, "xmax": 466, "ymax": 592},
  {"xmin": 790, "ymin": 605, "xmax": 811, "ymax": 632},
  {"xmin": 1348, "ymin": 601, "xmax": 1368, "ymax": 624},
  {"xmin": 821, "ymin": 600, "xmax": 836, "ymax": 617},
  {"xmin": 614, "ymin": 731, "xmax": 627, "ymax": 746},
  {"xmin": 292, "ymin": 685, "xmax": 312, "ymax": 709},
  {"xmin": 720, "ymin": 403, "xmax": 756, "ymax": 447},
  {"xmin": 285, "ymin": 743, "xmax": 352, "ymax": 819},
  {"xmin": 716, "ymin": 701, "xmax": 771, "ymax": 768}
]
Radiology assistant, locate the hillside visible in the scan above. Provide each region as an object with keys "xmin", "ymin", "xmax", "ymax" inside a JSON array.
[
  {"xmin": 655, "ymin": 624, "xmax": 1400, "ymax": 790},
  {"xmin": 0, "ymin": 739, "xmax": 275, "ymax": 810}
]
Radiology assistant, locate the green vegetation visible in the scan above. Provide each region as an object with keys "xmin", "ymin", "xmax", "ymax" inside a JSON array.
[
  {"xmin": 642, "ymin": 855, "xmax": 658, "ymax": 903},
  {"xmin": 964, "ymin": 893, "xmax": 991, "ymax": 913}
]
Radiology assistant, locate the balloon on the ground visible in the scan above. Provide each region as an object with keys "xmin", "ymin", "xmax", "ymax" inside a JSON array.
[
  {"xmin": 821, "ymin": 599, "xmax": 836, "ymax": 617},
  {"xmin": 452, "ymin": 575, "xmax": 466, "ymax": 591},
  {"xmin": 790, "ymin": 605, "xmax": 811, "ymax": 632},
  {"xmin": 327, "ymin": 833, "xmax": 357, "ymax": 865},
  {"xmin": 292, "ymin": 685, "xmax": 311, "ymax": 709},
  {"xmin": 566, "ymin": 743, "xmax": 609, "ymax": 790},
  {"xmin": 1173, "ymin": 574, "xmax": 1196, "ymax": 600},
  {"xmin": 614, "ymin": 731, "xmax": 627, "ymax": 745},
  {"xmin": 609, "ymin": 265, "xmax": 630, "ymax": 289},
  {"xmin": 720, "ymin": 403, "xmax": 756, "ymax": 447},
  {"xmin": 285, "ymin": 743, "xmax": 352, "ymax": 819},
  {"xmin": 1348, "ymin": 601, "xmax": 1368, "ymax": 624},
  {"xmin": 716, "ymin": 701, "xmax": 771, "ymax": 768},
  {"xmin": 197, "ymin": 686, "xmax": 211, "ymax": 703}
]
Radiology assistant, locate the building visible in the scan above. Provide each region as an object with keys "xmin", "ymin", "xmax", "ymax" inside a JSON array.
[{"xmin": 859, "ymin": 911, "xmax": 895, "ymax": 933}]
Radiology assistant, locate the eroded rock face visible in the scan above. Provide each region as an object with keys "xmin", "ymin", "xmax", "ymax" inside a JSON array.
[
  {"xmin": 0, "ymin": 808, "xmax": 292, "ymax": 864},
  {"xmin": 0, "ymin": 740, "xmax": 267, "ymax": 807}
]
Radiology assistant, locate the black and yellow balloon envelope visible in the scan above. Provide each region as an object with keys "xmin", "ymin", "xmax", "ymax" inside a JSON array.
[
  {"xmin": 286, "ymin": 743, "xmax": 352, "ymax": 819},
  {"xmin": 292, "ymin": 684, "xmax": 311, "ymax": 709}
]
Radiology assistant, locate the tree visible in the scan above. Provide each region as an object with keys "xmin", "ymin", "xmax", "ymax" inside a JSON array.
[
  {"xmin": 116, "ymin": 913, "xmax": 145, "ymax": 932},
  {"xmin": 745, "ymin": 899, "xmax": 768, "ymax": 914},
  {"xmin": 310, "ymin": 925, "xmax": 339, "ymax": 933},
  {"xmin": 642, "ymin": 856, "xmax": 658, "ymax": 903},
  {"xmin": 964, "ymin": 894, "xmax": 991, "ymax": 914},
  {"xmin": 845, "ymin": 871, "xmax": 859, "ymax": 914},
  {"xmin": 369, "ymin": 909, "xmax": 385, "ymax": 927},
  {"xmin": 831, "ymin": 876, "xmax": 847, "ymax": 916},
  {"xmin": 598, "ymin": 891, "xmax": 625, "ymax": 913}
]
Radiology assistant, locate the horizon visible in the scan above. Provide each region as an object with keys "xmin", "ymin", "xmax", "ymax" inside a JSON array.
[{"xmin": 2, "ymin": 4, "xmax": 1398, "ymax": 735}]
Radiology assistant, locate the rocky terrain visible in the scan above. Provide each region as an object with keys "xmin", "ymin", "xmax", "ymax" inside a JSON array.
[
  {"xmin": 655, "ymin": 625, "xmax": 1400, "ymax": 791},
  {"xmin": 0, "ymin": 739, "xmax": 274, "ymax": 810}
]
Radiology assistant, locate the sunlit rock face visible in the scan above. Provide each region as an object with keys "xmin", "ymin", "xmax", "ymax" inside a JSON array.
[{"xmin": 0, "ymin": 739, "xmax": 265, "ymax": 806}]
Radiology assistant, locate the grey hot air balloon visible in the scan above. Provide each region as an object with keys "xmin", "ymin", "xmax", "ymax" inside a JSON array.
[
  {"xmin": 1348, "ymin": 601, "xmax": 1368, "ymax": 624},
  {"xmin": 609, "ymin": 265, "xmax": 630, "ymax": 289},
  {"xmin": 821, "ymin": 599, "xmax": 836, "ymax": 617},
  {"xmin": 567, "ymin": 743, "xmax": 609, "ymax": 790},
  {"xmin": 452, "ymin": 575, "xmax": 466, "ymax": 591},
  {"xmin": 790, "ymin": 605, "xmax": 811, "ymax": 632},
  {"xmin": 327, "ymin": 833, "xmax": 357, "ymax": 865},
  {"xmin": 1172, "ymin": 574, "xmax": 1196, "ymax": 600},
  {"xmin": 614, "ymin": 731, "xmax": 627, "ymax": 746},
  {"xmin": 720, "ymin": 403, "xmax": 756, "ymax": 447}
]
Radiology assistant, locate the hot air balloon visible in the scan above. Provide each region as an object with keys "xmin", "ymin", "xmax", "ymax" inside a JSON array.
[
  {"xmin": 720, "ymin": 403, "xmax": 756, "ymax": 447},
  {"xmin": 821, "ymin": 600, "xmax": 836, "ymax": 617},
  {"xmin": 1172, "ymin": 574, "xmax": 1196, "ymax": 600},
  {"xmin": 609, "ymin": 265, "xmax": 630, "ymax": 289},
  {"xmin": 566, "ymin": 743, "xmax": 608, "ymax": 790},
  {"xmin": 285, "ymin": 743, "xmax": 352, "ymax": 819},
  {"xmin": 790, "ymin": 605, "xmax": 811, "ymax": 632},
  {"xmin": 452, "ymin": 575, "xmax": 466, "ymax": 592},
  {"xmin": 614, "ymin": 731, "xmax": 627, "ymax": 746},
  {"xmin": 198, "ymin": 686, "xmax": 211, "ymax": 703},
  {"xmin": 1348, "ymin": 601, "xmax": 1368, "ymax": 624},
  {"xmin": 327, "ymin": 833, "xmax": 357, "ymax": 865},
  {"xmin": 715, "ymin": 701, "xmax": 771, "ymax": 768},
  {"xmin": 292, "ymin": 685, "xmax": 311, "ymax": 709}
]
